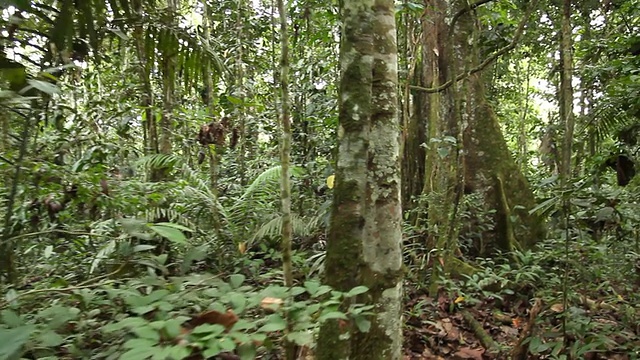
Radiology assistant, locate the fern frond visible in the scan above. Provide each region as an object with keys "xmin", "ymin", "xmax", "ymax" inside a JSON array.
[
  {"xmin": 136, "ymin": 154, "xmax": 183, "ymax": 172},
  {"xmin": 250, "ymin": 214, "xmax": 309, "ymax": 245},
  {"xmin": 240, "ymin": 165, "xmax": 305, "ymax": 200}
]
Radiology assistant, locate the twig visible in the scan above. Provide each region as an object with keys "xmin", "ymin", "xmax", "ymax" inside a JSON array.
[{"xmin": 7, "ymin": 229, "xmax": 112, "ymax": 242}]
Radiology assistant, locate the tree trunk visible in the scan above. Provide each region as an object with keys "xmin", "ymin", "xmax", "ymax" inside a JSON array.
[
  {"xmin": 157, "ymin": 0, "xmax": 177, "ymax": 180},
  {"xmin": 276, "ymin": 0, "xmax": 294, "ymax": 359},
  {"xmin": 316, "ymin": 1, "xmax": 403, "ymax": 359},
  {"xmin": 559, "ymin": 0, "xmax": 574, "ymax": 186},
  {"xmin": 413, "ymin": 0, "xmax": 545, "ymax": 262},
  {"xmin": 200, "ymin": 1, "xmax": 222, "ymax": 238},
  {"xmin": 133, "ymin": 0, "xmax": 157, "ymax": 161}
]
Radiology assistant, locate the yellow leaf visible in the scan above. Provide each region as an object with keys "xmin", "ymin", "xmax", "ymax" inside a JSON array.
[
  {"xmin": 454, "ymin": 296, "xmax": 465, "ymax": 304},
  {"xmin": 238, "ymin": 242, "xmax": 246, "ymax": 254},
  {"xmin": 326, "ymin": 174, "xmax": 335, "ymax": 189}
]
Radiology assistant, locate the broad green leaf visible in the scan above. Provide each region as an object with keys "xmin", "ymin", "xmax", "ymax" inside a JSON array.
[
  {"xmin": 0, "ymin": 325, "xmax": 35, "ymax": 359},
  {"xmin": 38, "ymin": 330, "xmax": 64, "ymax": 347},
  {"xmin": 149, "ymin": 224, "xmax": 187, "ymax": 245},
  {"xmin": 219, "ymin": 337, "xmax": 236, "ymax": 351},
  {"xmin": 146, "ymin": 289, "xmax": 170, "ymax": 303},
  {"xmin": 226, "ymin": 95, "xmax": 244, "ymax": 105},
  {"xmin": 595, "ymin": 206, "xmax": 615, "ymax": 221},
  {"xmin": 437, "ymin": 147, "xmax": 450, "ymax": 159},
  {"xmin": 123, "ymin": 338, "xmax": 158, "ymax": 349},
  {"xmin": 304, "ymin": 281, "xmax": 320, "ymax": 296},
  {"xmin": 132, "ymin": 305, "xmax": 156, "ymax": 315},
  {"xmin": 203, "ymin": 341, "xmax": 221, "ymax": 358},
  {"xmin": 318, "ymin": 311, "xmax": 348, "ymax": 322},
  {"xmin": 237, "ymin": 343, "xmax": 257, "ymax": 360},
  {"xmin": 1, "ymin": 309, "xmax": 23, "ymax": 327},
  {"xmin": 345, "ymin": 286, "xmax": 368, "ymax": 297},
  {"xmin": 228, "ymin": 292, "xmax": 247, "ymax": 312},
  {"xmin": 133, "ymin": 326, "xmax": 160, "ymax": 341},
  {"xmin": 354, "ymin": 316, "xmax": 371, "ymax": 332},
  {"xmin": 103, "ymin": 317, "xmax": 148, "ymax": 332},
  {"xmin": 164, "ymin": 319, "xmax": 186, "ymax": 338},
  {"xmin": 120, "ymin": 345, "xmax": 161, "ymax": 360},
  {"xmin": 287, "ymin": 331, "xmax": 314, "ymax": 346},
  {"xmin": 133, "ymin": 245, "xmax": 157, "ymax": 252},
  {"xmin": 258, "ymin": 314, "xmax": 287, "ymax": 332},
  {"xmin": 291, "ymin": 286, "xmax": 306, "ymax": 296},
  {"xmin": 311, "ymin": 285, "xmax": 332, "ymax": 298},
  {"xmin": 229, "ymin": 274, "xmax": 246, "ymax": 289},
  {"xmin": 22, "ymin": 79, "xmax": 60, "ymax": 95},
  {"xmin": 191, "ymin": 324, "xmax": 225, "ymax": 335},
  {"xmin": 166, "ymin": 345, "xmax": 190, "ymax": 360}
]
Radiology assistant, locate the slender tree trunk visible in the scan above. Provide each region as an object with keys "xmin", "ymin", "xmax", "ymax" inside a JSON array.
[
  {"xmin": 316, "ymin": 1, "xmax": 403, "ymax": 359},
  {"xmin": 276, "ymin": 1, "xmax": 294, "ymax": 359},
  {"xmin": 133, "ymin": 0, "xmax": 157, "ymax": 161},
  {"xmin": 559, "ymin": 0, "xmax": 574, "ymax": 185},
  {"xmin": 235, "ymin": 0, "xmax": 247, "ymax": 186},
  {"xmin": 200, "ymin": 1, "xmax": 222, "ymax": 237},
  {"xmin": 518, "ymin": 60, "xmax": 532, "ymax": 169},
  {"xmin": 0, "ymin": 110, "xmax": 31, "ymax": 284},
  {"xmin": 159, "ymin": 0, "xmax": 177, "ymax": 162}
]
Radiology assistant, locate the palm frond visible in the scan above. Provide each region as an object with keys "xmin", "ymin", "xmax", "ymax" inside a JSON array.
[
  {"xmin": 579, "ymin": 102, "xmax": 634, "ymax": 144},
  {"xmin": 250, "ymin": 214, "xmax": 309, "ymax": 245},
  {"xmin": 136, "ymin": 153, "xmax": 183, "ymax": 172},
  {"xmin": 240, "ymin": 165, "xmax": 305, "ymax": 200}
]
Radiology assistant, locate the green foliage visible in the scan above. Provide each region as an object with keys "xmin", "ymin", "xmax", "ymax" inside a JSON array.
[{"xmin": 0, "ymin": 274, "xmax": 371, "ymax": 359}]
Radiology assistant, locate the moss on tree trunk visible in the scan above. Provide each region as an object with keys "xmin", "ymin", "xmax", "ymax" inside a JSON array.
[{"xmin": 316, "ymin": 1, "xmax": 403, "ymax": 359}]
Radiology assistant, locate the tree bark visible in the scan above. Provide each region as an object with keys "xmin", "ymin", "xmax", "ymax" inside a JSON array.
[
  {"xmin": 276, "ymin": 0, "xmax": 294, "ymax": 358},
  {"xmin": 158, "ymin": 0, "xmax": 177, "ymax": 176},
  {"xmin": 132, "ymin": 0, "xmax": 157, "ymax": 161},
  {"xmin": 412, "ymin": 0, "xmax": 545, "ymax": 261},
  {"xmin": 316, "ymin": 1, "xmax": 403, "ymax": 359}
]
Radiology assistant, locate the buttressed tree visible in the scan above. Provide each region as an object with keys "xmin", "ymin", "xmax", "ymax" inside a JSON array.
[{"xmin": 316, "ymin": 1, "xmax": 403, "ymax": 359}]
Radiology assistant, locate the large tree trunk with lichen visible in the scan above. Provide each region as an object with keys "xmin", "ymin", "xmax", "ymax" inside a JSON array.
[
  {"xmin": 413, "ymin": 0, "xmax": 545, "ymax": 264},
  {"xmin": 315, "ymin": 1, "xmax": 403, "ymax": 359},
  {"xmin": 462, "ymin": 76, "xmax": 546, "ymax": 252},
  {"xmin": 456, "ymin": 4, "xmax": 546, "ymax": 254}
]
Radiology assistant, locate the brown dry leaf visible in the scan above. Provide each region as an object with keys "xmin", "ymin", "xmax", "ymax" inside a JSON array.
[
  {"xmin": 500, "ymin": 325, "xmax": 519, "ymax": 337},
  {"xmin": 512, "ymin": 316, "xmax": 524, "ymax": 328},
  {"xmin": 550, "ymin": 303, "xmax": 564, "ymax": 312},
  {"xmin": 453, "ymin": 347, "xmax": 484, "ymax": 360},
  {"xmin": 446, "ymin": 326, "xmax": 461, "ymax": 341}
]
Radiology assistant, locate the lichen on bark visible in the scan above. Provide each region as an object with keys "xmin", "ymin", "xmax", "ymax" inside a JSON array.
[{"xmin": 316, "ymin": 0, "xmax": 403, "ymax": 359}]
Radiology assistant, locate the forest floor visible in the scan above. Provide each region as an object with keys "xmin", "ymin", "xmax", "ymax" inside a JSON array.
[{"xmin": 401, "ymin": 286, "xmax": 638, "ymax": 360}]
